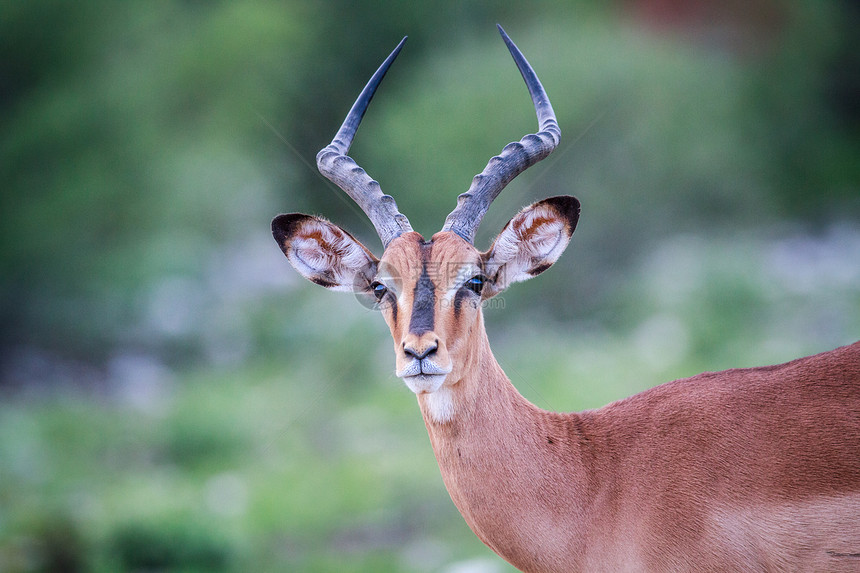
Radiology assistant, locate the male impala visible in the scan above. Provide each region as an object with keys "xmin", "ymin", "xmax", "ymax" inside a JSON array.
[{"xmin": 273, "ymin": 26, "xmax": 860, "ymax": 572}]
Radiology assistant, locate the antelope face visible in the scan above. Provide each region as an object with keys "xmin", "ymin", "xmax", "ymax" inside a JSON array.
[
  {"xmin": 272, "ymin": 26, "xmax": 580, "ymax": 420},
  {"xmin": 273, "ymin": 197, "xmax": 579, "ymax": 403},
  {"xmin": 375, "ymin": 231, "xmax": 483, "ymax": 395}
]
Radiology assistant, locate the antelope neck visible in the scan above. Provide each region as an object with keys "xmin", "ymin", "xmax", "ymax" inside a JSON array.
[{"xmin": 417, "ymin": 324, "xmax": 593, "ymax": 570}]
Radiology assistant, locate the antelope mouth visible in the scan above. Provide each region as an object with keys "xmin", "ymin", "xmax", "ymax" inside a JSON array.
[
  {"xmin": 400, "ymin": 373, "xmax": 448, "ymax": 395},
  {"xmin": 405, "ymin": 373, "xmax": 445, "ymax": 390},
  {"xmin": 397, "ymin": 359, "xmax": 451, "ymax": 394}
]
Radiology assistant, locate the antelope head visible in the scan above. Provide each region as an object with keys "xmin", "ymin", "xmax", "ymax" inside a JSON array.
[{"xmin": 273, "ymin": 26, "xmax": 579, "ymax": 422}]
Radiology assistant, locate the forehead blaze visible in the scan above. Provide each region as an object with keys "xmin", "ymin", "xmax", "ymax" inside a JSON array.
[
  {"xmin": 380, "ymin": 232, "xmax": 483, "ymax": 333},
  {"xmin": 409, "ymin": 244, "xmax": 436, "ymax": 335}
]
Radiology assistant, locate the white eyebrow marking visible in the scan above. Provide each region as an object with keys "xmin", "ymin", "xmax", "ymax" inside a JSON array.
[{"xmin": 442, "ymin": 262, "xmax": 481, "ymax": 304}]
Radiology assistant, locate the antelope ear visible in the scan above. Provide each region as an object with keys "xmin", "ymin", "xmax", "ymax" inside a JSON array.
[
  {"xmin": 482, "ymin": 196, "xmax": 580, "ymax": 297},
  {"xmin": 272, "ymin": 214, "xmax": 379, "ymax": 292}
]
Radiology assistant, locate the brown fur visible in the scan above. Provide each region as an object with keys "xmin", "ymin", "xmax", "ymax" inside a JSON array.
[
  {"xmin": 378, "ymin": 231, "xmax": 860, "ymax": 572},
  {"xmin": 274, "ymin": 205, "xmax": 860, "ymax": 572}
]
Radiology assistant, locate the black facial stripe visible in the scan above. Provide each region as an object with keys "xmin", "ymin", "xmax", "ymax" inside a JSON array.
[
  {"xmin": 453, "ymin": 287, "xmax": 469, "ymax": 320},
  {"xmin": 408, "ymin": 247, "xmax": 435, "ymax": 335}
]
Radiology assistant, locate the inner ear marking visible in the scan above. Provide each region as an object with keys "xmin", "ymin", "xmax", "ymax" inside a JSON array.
[
  {"xmin": 529, "ymin": 262, "xmax": 553, "ymax": 277},
  {"xmin": 530, "ymin": 227, "xmax": 565, "ymax": 262}
]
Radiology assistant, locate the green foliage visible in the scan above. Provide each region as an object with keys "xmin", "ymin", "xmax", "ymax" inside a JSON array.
[
  {"xmin": 0, "ymin": 346, "xmax": 501, "ymax": 572},
  {"xmin": 1, "ymin": 1, "xmax": 312, "ymax": 361},
  {"xmin": 110, "ymin": 517, "xmax": 233, "ymax": 572}
]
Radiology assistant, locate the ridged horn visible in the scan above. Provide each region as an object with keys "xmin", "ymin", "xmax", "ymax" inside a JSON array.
[
  {"xmin": 441, "ymin": 25, "xmax": 560, "ymax": 244},
  {"xmin": 316, "ymin": 37, "xmax": 413, "ymax": 248}
]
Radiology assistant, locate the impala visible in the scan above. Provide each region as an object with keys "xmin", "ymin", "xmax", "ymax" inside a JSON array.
[{"xmin": 273, "ymin": 26, "xmax": 860, "ymax": 572}]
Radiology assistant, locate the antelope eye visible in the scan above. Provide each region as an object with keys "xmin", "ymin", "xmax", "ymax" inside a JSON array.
[
  {"xmin": 464, "ymin": 275, "xmax": 487, "ymax": 294},
  {"xmin": 371, "ymin": 282, "xmax": 388, "ymax": 301}
]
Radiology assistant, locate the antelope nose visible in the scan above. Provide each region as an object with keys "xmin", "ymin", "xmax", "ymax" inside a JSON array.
[{"xmin": 403, "ymin": 341, "xmax": 438, "ymax": 361}]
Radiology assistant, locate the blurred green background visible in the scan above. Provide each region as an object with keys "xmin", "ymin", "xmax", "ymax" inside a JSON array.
[{"xmin": 1, "ymin": 1, "xmax": 859, "ymax": 571}]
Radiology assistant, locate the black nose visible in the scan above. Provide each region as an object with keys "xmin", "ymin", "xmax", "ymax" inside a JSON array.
[{"xmin": 403, "ymin": 342, "xmax": 438, "ymax": 361}]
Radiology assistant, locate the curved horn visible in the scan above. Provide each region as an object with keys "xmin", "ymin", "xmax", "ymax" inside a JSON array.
[
  {"xmin": 316, "ymin": 37, "xmax": 413, "ymax": 248},
  {"xmin": 441, "ymin": 25, "xmax": 560, "ymax": 244}
]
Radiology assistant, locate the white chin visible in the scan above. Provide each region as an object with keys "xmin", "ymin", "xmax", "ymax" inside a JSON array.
[{"xmin": 401, "ymin": 374, "xmax": 446, "ymax": 395}]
